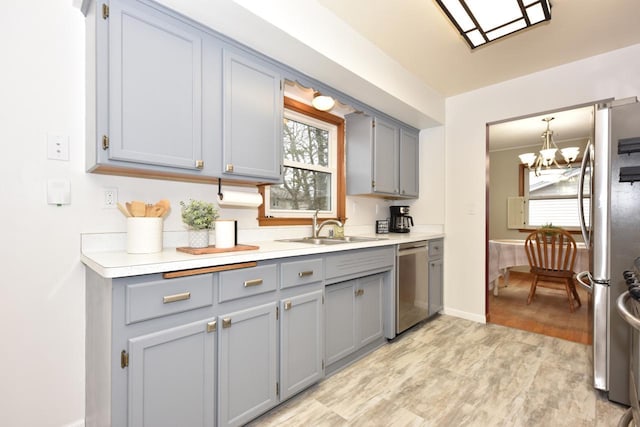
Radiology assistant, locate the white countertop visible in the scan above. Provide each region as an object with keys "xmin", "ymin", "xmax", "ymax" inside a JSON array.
[{"xmin": 81, "ymin": 232, "xmax": 444, "ymax": 278}]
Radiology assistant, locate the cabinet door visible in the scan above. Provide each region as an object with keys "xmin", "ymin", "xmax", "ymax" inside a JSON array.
[
  {"xmin": 372, "ymin": 117, "xmax": 399, "ymax": 195},
  {"xmin": 218, "ymin": 302, "xmax": 278, "ymax": 427},
  {"xmin": 108, "ymin": 0, "xmax": 205, "ymax": 170},
  {"xmin": 222, "ymin": 49, "xmax": 283, "ymax": 181},
  {"xmin": 429, "ymin": 258, "xmax": 444, "ymax": 316},
  {"xmin": 325, "ymin": 281, "xmax": 356, "ymax": 365},
  {"xmin": 128, "ymin": 319, "xmax": 216, "ymax": 427},
  {"xmin": 280, "ymin": 290, "xmax": 324, "ymax": 400},
  {"xmin": 399, "ymin": 128, "xmax": 419, "ymax": 197},
  {"xmin": 356, "ymin": 274, "xmax": 384, "ymax": 347}
]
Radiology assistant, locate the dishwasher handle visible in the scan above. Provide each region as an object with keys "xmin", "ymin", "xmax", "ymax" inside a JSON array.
[{"xmin": 398, "ymin": 245, "xmax": 428, "ymax": 257}]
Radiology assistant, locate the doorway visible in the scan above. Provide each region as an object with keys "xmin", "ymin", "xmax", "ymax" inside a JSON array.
[{"xmin": 486, "ymin": 103, "xmax": 594, "ymax": 344}]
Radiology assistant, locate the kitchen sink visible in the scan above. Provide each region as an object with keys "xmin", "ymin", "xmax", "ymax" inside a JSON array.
[{"xmin": 278, "ymin": 236, "xmax": 388, "ymax": 245}]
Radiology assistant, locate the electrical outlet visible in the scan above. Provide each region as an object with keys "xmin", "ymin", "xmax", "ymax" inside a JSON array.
[{"xmin": 104, "ymin": 188, "xmax": 117, "ymax": 208}]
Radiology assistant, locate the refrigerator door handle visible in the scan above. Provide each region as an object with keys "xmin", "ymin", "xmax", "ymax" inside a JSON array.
[
  {"xmin": 578, "ymin": 141, "xmax": 593, "ymax": 246},
  {"xmin": 576, "ymin": 270, "xmax": 593, "ymax": 293}
]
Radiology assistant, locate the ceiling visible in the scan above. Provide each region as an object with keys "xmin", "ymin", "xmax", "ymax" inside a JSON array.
[
  {"xmin": 317, "ymin": 0, "xmax": 640, "ymax": 97},
  {"xmin": 315, "ymin": 1, "xmax": 639, "ymax": 149},
  {"xmin": 488, "ymin": 105, "xmax": 594, "ymax": 152}
]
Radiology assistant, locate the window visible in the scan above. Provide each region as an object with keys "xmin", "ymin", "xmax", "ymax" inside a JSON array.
[
  {"xmin": 522, "ymin": 164, "xmax": 591, "ymax": 229},
  {"xmin": 258, "ymin": 97, "xmax": 345, "ymax": 226}
]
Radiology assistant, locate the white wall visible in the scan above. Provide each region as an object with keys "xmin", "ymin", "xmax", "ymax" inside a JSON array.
[
  {"xmin": 0, "ymin": 1, "xmax": 445, "ymax": 426},
  {"xmin": 444, "ymin": 43, "xmax": 640, "ymax": 322}
]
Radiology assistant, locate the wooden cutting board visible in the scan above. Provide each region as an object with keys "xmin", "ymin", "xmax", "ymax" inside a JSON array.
[{"xmin": 176, "ymin": 244, "xmax": 259, "ymax": 255}]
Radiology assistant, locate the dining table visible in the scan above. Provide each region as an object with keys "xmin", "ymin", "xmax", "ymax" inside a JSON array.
[{"xmin": 488, "ymin": 239, "xmax": 589, "ymax": 296}]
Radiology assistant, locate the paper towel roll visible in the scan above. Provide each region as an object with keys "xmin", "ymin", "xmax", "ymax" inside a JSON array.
[
  {"xmin": 215, "ymin": 220, "xmax": 236, "ymax": 249},
  {"xmin": 216, "ymin": 191, "xmax": 263, "ymax": 208}
]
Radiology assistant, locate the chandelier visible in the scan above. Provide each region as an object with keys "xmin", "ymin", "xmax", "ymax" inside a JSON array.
[{"xmin": 518, "ymin": 117, "xmax": 580, "ymax": 176}]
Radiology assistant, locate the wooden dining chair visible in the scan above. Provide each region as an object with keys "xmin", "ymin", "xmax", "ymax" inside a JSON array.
[{"xmin": 523, "ymin": 227, "xmax": 582, "ymax": 312}]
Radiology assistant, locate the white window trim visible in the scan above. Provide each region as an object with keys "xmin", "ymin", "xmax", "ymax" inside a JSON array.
[
  {"xmin": 524, "ymin": 169, "xmax": 590, "ymax": 230},
  {"xmin": 264, "ymin": 108, "xmax": 338, "ymax": 219}
]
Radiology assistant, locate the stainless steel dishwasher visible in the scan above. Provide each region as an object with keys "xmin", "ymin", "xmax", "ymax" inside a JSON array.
[{"xmin": 397, "ymin": 241, "xmax": 429, "ymax": 334}]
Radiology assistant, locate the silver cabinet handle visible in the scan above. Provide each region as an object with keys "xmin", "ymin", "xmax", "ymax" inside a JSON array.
[
  {"xmin": 163, "ymin": 292, "xmax": 191, "ymax": 304},
  {"xmin": 222, "ymin": 318, "xmax": 232, "ymax": 328},
  {"xmin": 225, "ymin": 163, "xmax": 234, "ymax": 172},
  {"xmin": 298, "ymin": 271, "xmax": 314, "ymax": 278},
  {"xmin": 244, "ymin": 278, "xmax": 263, "ymax": 287},
  {"xmin": 284, "ymin": 300, "xmax": 292, "ymax": 310},
  {"xmin": 195, "ymin": 160, "xmax": 204, "ymax": 169}
]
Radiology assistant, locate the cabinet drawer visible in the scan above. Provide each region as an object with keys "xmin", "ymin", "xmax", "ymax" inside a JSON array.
[
  {"xmin": 219, "ymin": 264, "xmax": 277, "ymax": 303},
  {"xmin": 429, "ymin": 239, "xmax": 444, "ymax": 258},
  {"xmin": 281, "ymin": 258, "xmax": 323, "ymax": 289},
  {"xmin": 325, "ymin": 247, "xmax": 395, "ymax": 280},
  {"xmin": 125, "ymin": 274, "xmax": 214, "ymax": 324}
]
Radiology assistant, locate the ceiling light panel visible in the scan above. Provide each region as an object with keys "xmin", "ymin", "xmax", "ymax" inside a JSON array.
[{"xmin": 435, "ymin": 0, "xmax": 551, "ymax": 49}]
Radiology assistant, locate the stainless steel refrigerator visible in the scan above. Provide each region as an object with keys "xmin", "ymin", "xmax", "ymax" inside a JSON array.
[{"xmin": 578, "ymin": 98, "xmax": 640, "ymax": 405}]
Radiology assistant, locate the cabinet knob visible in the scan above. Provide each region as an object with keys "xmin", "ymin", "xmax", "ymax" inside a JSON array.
[
  {"xmin": 222, "ymin": 317, "xmax": 232, "ymax": 328},
  {"xmin": 225, "ymin": 163, "xmax": 234, "ymax": 172},
  {"xmin": 206, "ymin": 320, "xmax": 217, "ymax": 333},
  {"xmin": 284, "ymin": 300, "xmax": 292, "ymax": 310},
  {"xmin": 355, "ymin": 289, "xmax": 364, "ymax": 296},
  {"xmin": 195, "ymin": 160, "xmax": 204, "ymax": 169}
]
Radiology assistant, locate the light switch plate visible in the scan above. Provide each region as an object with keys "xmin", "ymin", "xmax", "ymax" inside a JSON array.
[{"xmin": 47, "ymin": 179, "xmax": 71, "ymax": 205}]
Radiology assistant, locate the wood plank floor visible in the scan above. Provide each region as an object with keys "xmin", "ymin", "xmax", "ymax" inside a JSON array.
[
  {"xmin": 250, "ymin": 315, "xmax": 626, "ymax": 426},
  {"xmin": 488, "ymin": 271, "xmax": 591, "ymax": 345}
]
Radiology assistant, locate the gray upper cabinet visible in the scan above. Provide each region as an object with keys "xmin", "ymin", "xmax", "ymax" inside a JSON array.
[
  {"xmin": 346, "ymin": 113, "xmax": 419, "ymax": 198},
  {"xmin": 222, "ymin": 48, "xmax": 283, "ymax": 182},
  {"xmin": 399, "ymin": 128, "xmax": 419, "ymax": 197},
  {"xmin": 372, "ymin": 117, "xmax": 400, "ymax": 195},
  {"xmin": 127, "ymin": 318, "xmax": 216, "ymax": 427},
  {"xmin": 90, "ymin": 0, "xmax": 222, "ymax": 178}
]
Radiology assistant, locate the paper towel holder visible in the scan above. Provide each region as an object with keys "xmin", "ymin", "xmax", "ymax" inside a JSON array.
[{"xmin": 217, "ymin": 178, "xmax": 224, "ymax": 201}]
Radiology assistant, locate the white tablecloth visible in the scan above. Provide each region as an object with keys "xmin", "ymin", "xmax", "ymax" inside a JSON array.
[{"xmin": 488, "ymin": 239, "xmax": 589, "ymax": 296}]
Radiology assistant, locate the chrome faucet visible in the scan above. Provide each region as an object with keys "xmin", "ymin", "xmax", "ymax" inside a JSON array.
[{"xmin": 312, "ymin": 209, "xmax": 343, "ymax": 238}]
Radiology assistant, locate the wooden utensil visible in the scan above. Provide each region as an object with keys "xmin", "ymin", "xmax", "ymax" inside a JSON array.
[
  {"xmin": 148, "ymin": 205, "xmax": 165, "ymax": 217},
  {"xmin": 157, "ymin": 199, "xmax": 170, "ymax": 217},
  {"xmin": 117, "ymin": 202, "xmax": 131, "ymax": 217},
  {"xmin": 130, "ymin": 200, "xmax": 147, "ymax": 217}
]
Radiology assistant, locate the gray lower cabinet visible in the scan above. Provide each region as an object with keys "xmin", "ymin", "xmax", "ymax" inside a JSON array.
[
  {"xmin": 356, "ymin": 274, "xmax": 384, "ymax": 347},
  {"xmin": 128, "ymin": 319, "xmax": 216, "ymax": 427},
  {"xmin": 325, "ymin": 280, "xmax": 357, "ymax": 365},
  {"xmin": 325, "ymin": 274, "xmax": 384, "ymax": 366},
  {"xmin": 217, "ymin": 302, "xmax": 278, "ymax": 427},
  {"xmin": 222, "ymin": 48, "xmax": 283, "ymax": 182},
  {"xmin": 279, "ymin": 290, "xmax": 324, "ymax": 400},
  {"xmin": 428, "ymin": 239, "xmax": 444, "ymax": 316},
  {"xmin": 85, "ymin": 248, "xmax": 393, "ymax": 426}
]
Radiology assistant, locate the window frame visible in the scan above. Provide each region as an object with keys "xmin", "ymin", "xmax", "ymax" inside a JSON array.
[
  {"xmin": 258, "ymin": 96, "xmax": 346, "ymax": 226},
  {"xmin": 517, "ymin": 161, "xmax": 588, "ymax": 233}
]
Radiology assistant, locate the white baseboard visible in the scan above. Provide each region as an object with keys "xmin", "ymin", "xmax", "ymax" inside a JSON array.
[{"xmin": 442, "ymin": 307, "xmax": 486, "ymax": 324}]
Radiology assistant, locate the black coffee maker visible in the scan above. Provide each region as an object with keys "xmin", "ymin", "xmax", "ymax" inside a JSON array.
[{"xmin": 389, "ymin": 206, "xmax": 414, "ymax": 233}]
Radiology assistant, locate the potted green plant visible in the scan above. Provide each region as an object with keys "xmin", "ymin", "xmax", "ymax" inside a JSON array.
[{"xmin": 180, "ymin": 199, "xmax": 219, "ymax": 248}]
